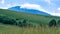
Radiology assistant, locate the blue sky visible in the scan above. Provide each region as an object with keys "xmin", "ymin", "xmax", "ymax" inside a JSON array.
[{"xmin": 0, "ymin": 0, "xmax": 60, "ymax": 16}]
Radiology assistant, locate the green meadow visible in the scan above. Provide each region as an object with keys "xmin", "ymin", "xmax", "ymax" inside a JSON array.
[
  {"xmin": 0, "ymin": 9, "xmax": 60, "ymax": 34},
  {"xmin": 0, "ymin": 23, "xmax": 60, "ymax": 34}
]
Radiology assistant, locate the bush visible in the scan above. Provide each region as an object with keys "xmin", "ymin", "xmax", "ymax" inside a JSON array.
[
  {"xmin": 19, "ymin": 19, "xmax": 27, "ymax": 27},
  {"xmin": 22, "ymin": 19, "xmax": 27, "ymax": 25},
  {"xmin": 15, "ymin": 19, "xmax": 28, "ymax": 27},
  {"xmin": 49, "ymin": 19, "xmax": 56, "ymax": 27},
  {"xmin": 57, "ymin": 20, "xmax": 60, "ymax": 26},
  {"xmin": 2, "ymin": 19, "xmax": 16, "ymax": 25},
  {"xmin": 16, "ymin": 21, "xmax": 22, "ymax": 26},
  {"xmin": 0, "ymin": 15, "xmax": 16, "ymax": 25}
]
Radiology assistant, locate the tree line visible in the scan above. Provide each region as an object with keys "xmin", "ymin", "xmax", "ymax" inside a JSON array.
[
  {"xmin": 0, "ymin": 15, "xmax": 31, "ymax": 27},
  {"xmin": 49, "ymin": 19, "xmax": 60, "ymax": 27},
  {"xmin": 0, "ymin": 14, "xmax": 60, "ymax": 27}
]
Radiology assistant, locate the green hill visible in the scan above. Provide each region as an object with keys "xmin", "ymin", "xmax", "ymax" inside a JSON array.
[{"xmin": 0, "ymin": 9, "xmax": 60, "ymax": 26}]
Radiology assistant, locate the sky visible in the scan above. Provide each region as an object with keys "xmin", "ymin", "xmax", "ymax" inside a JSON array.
[{"xmin": 0, "ymin": 0, "xmax": 60, "ymax": 16}]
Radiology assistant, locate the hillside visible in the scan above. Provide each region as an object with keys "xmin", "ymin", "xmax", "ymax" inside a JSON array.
[{"xmin": 0, "ymin": 9, "xmax": 60, "ymax": 26}]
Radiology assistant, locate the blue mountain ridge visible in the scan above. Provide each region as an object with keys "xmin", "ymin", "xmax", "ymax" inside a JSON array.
[{"xmin": 8, "ymin": 6, "xmax": 51, "ymax": 16}]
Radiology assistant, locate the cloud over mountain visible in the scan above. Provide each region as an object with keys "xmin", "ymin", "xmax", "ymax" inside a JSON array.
[{"xmin": 20, "ymin": 3, "xmax": 50, "ymax": 13}]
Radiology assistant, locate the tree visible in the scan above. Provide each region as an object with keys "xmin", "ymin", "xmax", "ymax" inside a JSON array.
[
  {"xmin": 2, "ymin": 18, "xmax": 16, "ymax": 25},
  {"xmin": 57, "ymin": 20, "xmax": 60, "ymax": 26},
  {"xmin": 49, "ymin": 19, "xmax": 56, "ymax": 27},
  {"xmin": 16, "ymin": 19, "xmax": 27, "ymax": 27},
  {"xmin": 22, "ymin": 19, "xmax": 27, "ymax": 26}
]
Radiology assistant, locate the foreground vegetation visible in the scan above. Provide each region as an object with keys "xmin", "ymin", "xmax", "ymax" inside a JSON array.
[{"xmin": 0, "ymin": 23, "xmax": 60, "ymax": 34}]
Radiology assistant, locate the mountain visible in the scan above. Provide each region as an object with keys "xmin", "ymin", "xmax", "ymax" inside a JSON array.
[{"xmin": 8, "ymin": 6, "xmax": 51, "ymax": 16}]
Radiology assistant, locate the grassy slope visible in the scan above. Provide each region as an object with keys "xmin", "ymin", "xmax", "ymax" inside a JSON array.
[
  {"xmin": 0, "ymin": 9, "xmax": 60, "ymax": 34},
  {"xmin": 0, "ymin": 9, "xmax": 60, "ymax": 26}
]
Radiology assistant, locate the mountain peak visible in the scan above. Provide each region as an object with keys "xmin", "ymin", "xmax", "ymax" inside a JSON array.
[
  {"xmin": 8, "ymin": 6, "xmax": 51, "ymax": 16},
  {"xmin": 8, "ymin": 6, "xmax": 20, "ymax": 11}
]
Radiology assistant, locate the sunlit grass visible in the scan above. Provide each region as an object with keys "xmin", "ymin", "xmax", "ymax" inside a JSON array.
[{"xmin": 0, "ymin": 23, "xmax": 60, "ymax": 34}]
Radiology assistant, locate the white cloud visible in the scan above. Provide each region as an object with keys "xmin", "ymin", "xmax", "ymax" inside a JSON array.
[
  {"xmin": 20, "ymin": 3, "xmax": 41, "ymax": 10},
  {"xmin": 45, "ymin": 0, "xmax": 51, "ymax": 4},
  {"xmin": 48, "ymin": 11, "xmax": 60, "ymax": 16},
  {"xmin": 0, "ymin": 0, "xmax": 5, "ymax": 4},
  {"xmin": 0, "ymin": 4, "xmax": 12, "ymax": 9},
  {"xmin": 55, "ymin": 13, "xmax": 60, "ymax": 16},
  {"xmin": 20, "ymin": 3, "xmax": 50, "ymax": 13},
  {"xmin": 0, "ymin": 4, "xmax": 20, "ymax": 9},
  {"xmin": 57, "ymin": 7, "xmax": 60, "ymax": 10},
  {"xmin": 52, "ymin": 13, "xmax": 60, "ymax": 16},
  {"xmin": 48, "ymin": 7, "xmax": 60, "ymax": 16}
]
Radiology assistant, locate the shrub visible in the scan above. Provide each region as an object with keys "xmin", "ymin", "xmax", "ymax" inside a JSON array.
[
  {"xmin": 0, "ymin": 15, "xmax": 16, "ymax": 25},
  {"xmin": 15, "ymin": 19, "xmax": 27, "ymax": 27},
  {"xmin": 49, "ymin": 19, "xmax": 56, "ymax": 27},
  {"xmin": 57, "ymin": 20, "xmax": 60, "ymax": 26},
  {"xmin": 2, "ymin": 19, "xmax": 16, "ymax": 25}
]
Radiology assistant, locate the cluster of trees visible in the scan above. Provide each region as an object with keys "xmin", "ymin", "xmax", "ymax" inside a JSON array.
[
  {"xmin": 0, "ymin": 14, "xmax": 60, "ymax": 27},
  {"xmin": 16, "ymin": 19, "xmax": 29, "ymax": 27},
  {"xmin": 49, "ymin": 19, "xmax": 60, "ymax": 27},
  {"xmin": 0, "ymin": 16, "xmax": 16, "ymax": 25},
  {"xmin": 0, "ymin": 15, "xmax": 31, "ymax": 27}
]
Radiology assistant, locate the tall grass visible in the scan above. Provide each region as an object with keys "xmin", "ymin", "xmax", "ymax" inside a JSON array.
[{"xmin": 0, "ymin": 23, "xmax": 60, "ymax": 34}]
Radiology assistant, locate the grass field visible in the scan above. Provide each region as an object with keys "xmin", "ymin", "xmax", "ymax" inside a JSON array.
[
  {"xmin": 0, "ymin": 9, "xmax": 60, "ymax": 34},
  {"xmin": 0, "ymin": 23, "xmax": 60, "ymax": 34}
]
